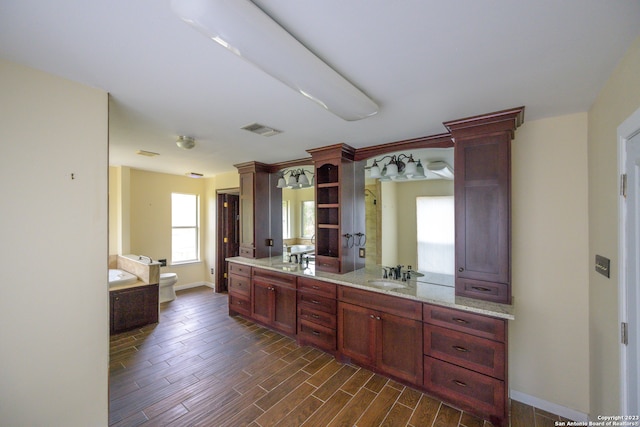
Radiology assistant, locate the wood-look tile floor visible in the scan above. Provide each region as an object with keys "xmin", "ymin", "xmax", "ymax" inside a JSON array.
[{"xmin": 109, "ymin": 286, "xmax": 569, "ymax": 427}]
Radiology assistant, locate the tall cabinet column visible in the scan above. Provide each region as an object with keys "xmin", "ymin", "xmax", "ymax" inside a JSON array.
[
  {"xmin": 234, "ymin": 161, "xmax": 282, "ymax": 259},
  {"xmin": 308, "ymin": 144, "xmax": 365, "ymax": 274},
  {"xmin": 444, "ymin": 107, "xmax": 524, "ymax": 304}
]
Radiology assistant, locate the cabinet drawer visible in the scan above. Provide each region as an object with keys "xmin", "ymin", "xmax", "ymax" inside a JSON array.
[
  {"xmin": 424, "ymin": 324, "xmax": 505, "ymax": 379},
  {"xmin": 253, "ymin": 267, "xmax": 297, "ymax": 289},
  {"xmin": 229, "ymin": 294, "xmax": 251, "ymax": 317},
  {"xmin": 456, "ymin": 278, "xmax": 510, "ymax": 304},
  {"xmin": 298, "ymin": 306, "xmax": 336, "ymax": 329},
  {"xmin": 338, "ymin": 286, "xmax": 422, "ymax": 321},
  {"xmin": 423, "ymin": 304, "xmax": 506, "ymax": 342},
  {"xmin": 298, "ymin": 277, "xmax": 337, "ymax": 298},
  {"xmin": 228, "ymin": 262, "xmax": 251, "ymax": 278},
  {"xmin": 424, "ymin": 356, "xmax": 505, "ymax": 420},
  {"xmin": 298, "ymin": 319, "xmax": 336, "ymax": 351},
  {"xmin": 315, "ymin": 255, "xmax": 340, "ymax": 273},
  {"xmin": 298, "ymin": 292, "xmax": 336, "ymax": 314},
  {"xmin": 239, "ymin": 246, "xmax": 254, "ymax": 258},
  {"xmin": 228, "ymin": 274, "xmax": 250, "ymax": 297}
]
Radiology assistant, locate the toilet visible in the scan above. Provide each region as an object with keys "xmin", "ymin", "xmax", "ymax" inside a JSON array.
[{"xmin": 159, "ymin": 272, "xmax": 178, "ymax": 303}]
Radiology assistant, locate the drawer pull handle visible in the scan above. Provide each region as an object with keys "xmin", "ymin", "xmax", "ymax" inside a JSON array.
[
  {"xmin": 370, "ymin": 314, "xmax": 375, "ymax": 319},
  {"xmin": 311, "ymin": 330, "xmax": 320, "ymax": 336},
  {"xmin": 311, "ymin": 314, "xmax": 320, "ymax": 319},
  {"xmin": 375, "ymin": 316, "xmax": 381, "ymax": 320},
  {"xmin": 452, "ymin": 345, "xmax": 469, "ymax": 353},
  {"xmin": 453, "ymin": 380, "xmax": 468, "ymax": 387},
  {"xmin": 311, "ymin": 300, "xmax": 320, "ymax": 304},
  {"xmin": 312, "ymin": 285, "xmax": 320, "ymax": 290},
  {"xmin": 452, "ymin": 317, "xmax": 470, "ymax": 324},
  {"xmin": 471, "ymin": 286, "xmax": 492, "ymax": 292}
]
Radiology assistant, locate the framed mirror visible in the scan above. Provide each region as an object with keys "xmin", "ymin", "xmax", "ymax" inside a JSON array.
[
  {"xmin": 278, "ymin": 166, "xmax": 316, "ymax": 262},
  {"xmin": 364, "ymin": 147, "xmax": 455, "ymax": 284}
]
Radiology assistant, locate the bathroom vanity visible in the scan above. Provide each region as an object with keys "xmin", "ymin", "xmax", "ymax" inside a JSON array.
[
  {"xmin": 227, "ymin": 257, "xmax": 513, "ymax": 426},
  {"xmin": 225, "ymin": 106, "xmax": 523, "ymax": 427},
  {"xmin": 110, "ymin": 283, "xmax": 159, "ymax": 334}
]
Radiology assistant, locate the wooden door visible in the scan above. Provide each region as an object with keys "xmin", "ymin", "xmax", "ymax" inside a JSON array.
[
  {"xmin": 377, "ymin": 312, "xmax": 423, "ymax": 385},
  {"xmin": 337, "ymin": 302, "xmax": 376, "ymax": 367},
  {"xmin": 216, "ymin": 192, "xmax": 239, "ymax": 293},
  {"xmin": 272, "ymin": 285, "xmax": 297, "ymax": 335},
  {"xmin": 455, "ymin": 135, "xmax": 511, "ymax": 303},
  {"xmin": 251, "ymin": 280, "xmax": 272, "ymax": 325}
]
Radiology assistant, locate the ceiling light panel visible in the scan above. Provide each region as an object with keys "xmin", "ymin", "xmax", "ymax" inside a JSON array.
[
  {"xmin": 241, "ymin": 122, "xmax": 282, "ymax": 137},
  {"xmin": 171, "ymin": 0, "xmax": 378, "ymax": 121}
]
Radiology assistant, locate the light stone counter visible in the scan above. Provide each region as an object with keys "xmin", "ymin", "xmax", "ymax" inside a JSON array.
[
  {"xmin": 226, "ymin": 256, "xmax": 514, "ymax": 320},
  {"xmin": 108, "ymin": 280, "xmax": 153, "ymax": 292}
]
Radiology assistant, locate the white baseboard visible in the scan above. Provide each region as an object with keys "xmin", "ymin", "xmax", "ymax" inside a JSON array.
[
  {"xmin": 510, "ymin": 390, "xmax": 589, "ymax": 422},
  {"xmin": 175, "ymin": 281, "xmax": 214, "ymax": 291}
]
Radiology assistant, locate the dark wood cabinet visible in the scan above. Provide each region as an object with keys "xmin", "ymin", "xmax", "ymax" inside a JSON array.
[
  {"xmin": 228, "ymin": 262, "xmax": 252, "ymax": 317},
  {"xmin": 110, "ymin": 284, "xmax": 158, "ymax": 334},
  {"xmin": 250, "ymin": 267, "xmax": 297, "ymax": 335},
  {"xmin": 445, "ymin": 107, "xmax": 524, "ymax": 304},
  {"xmin": 308, "ymin": 144, "xmax": 365, "ymax": 273},
  {"xmin": 296, "ymin": 277, "xmax": 338, "ymax": 351},
  {"xmin": 235, "ymin": 162, "xmax": 282, "ymax": 259},
  {"xmin": 423, "ymin": 303, "xmax": 508, "ymax": 427},
  {"xmin": 338, "ymin": 286, "xmax": 422, "ymax": 386}
]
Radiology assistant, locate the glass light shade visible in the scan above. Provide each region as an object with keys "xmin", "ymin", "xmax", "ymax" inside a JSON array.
[
  {"xmin": 287, "ymin": 174, "xmax": 298, "ymax": 187},
  {"xmin": 277, "ymin": 176, "xmax": 287, "ymax": 188},
  {"xmin": 369, "ymin": 162, "xmax": 381, "ymax": 178},
  {"xmin": 404, "ymin": 158, "xmax": 417, "ymax": 176},
  {"xmin": 385, "ymin": 162, "xmax": 399, "ymax": 177},
  {"xmin": 298, "ymin": 171, "xmax": 309, "ymax": 186},
  {"xmin": 413, "ymin": 160, "xmax": 426, "ymax": 178}
]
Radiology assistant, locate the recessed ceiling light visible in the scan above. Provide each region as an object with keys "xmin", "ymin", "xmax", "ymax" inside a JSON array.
[
  {"xmin": 136, "ymin": 150, "xmax": 160, "ymax": 157},
  {"xmin": 241, "ymin": 123, "xmax": 282, "ymax": 137}
]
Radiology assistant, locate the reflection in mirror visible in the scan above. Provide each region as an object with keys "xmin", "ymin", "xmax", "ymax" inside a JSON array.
[
  {"xmin": 364, "ymin": 148, "xmax": 454, "ymax": 282},
  {"xmin": 280, "ymin": 166, "xmax": 315, "ymax": 262}
]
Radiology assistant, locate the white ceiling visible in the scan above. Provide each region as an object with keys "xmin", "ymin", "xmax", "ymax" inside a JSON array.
[{"xmin": 1, "ymin": 1, "xmax": 639, "ymax": 177}]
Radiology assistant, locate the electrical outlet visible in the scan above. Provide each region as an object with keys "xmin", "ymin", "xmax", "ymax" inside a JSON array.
[
  {"xmin": 359, "ymin": 248, "xmax": 365, "ymax": 258},
  {"xmin": 210, "ymin": 268, "xmax": 214, "ymax": 275}
]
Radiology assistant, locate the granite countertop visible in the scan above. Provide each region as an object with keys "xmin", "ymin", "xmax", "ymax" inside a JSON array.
[
  {"xmin": 109, "ymin": 280, "xmax": 152, "ymax": 292},
  {"xmin": 226, "ymin": 256, "xmax": 515, "ymax": 320}
]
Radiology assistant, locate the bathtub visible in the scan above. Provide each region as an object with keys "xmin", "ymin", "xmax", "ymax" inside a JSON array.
[{"xmin": 108, "ymin": 269, "xmax": 138, "ymax": 288}]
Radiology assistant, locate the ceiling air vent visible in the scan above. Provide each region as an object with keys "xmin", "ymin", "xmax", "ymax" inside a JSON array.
[
  {"xmin": 241, "ymin": 123, "xmax": 282, "ymax": 137},
  {"xmin": 136, "ymin": 150, "xmax": 160, "ymax": 157}
]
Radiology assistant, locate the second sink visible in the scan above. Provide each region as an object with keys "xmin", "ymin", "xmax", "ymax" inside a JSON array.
[{"xmin": 367, "ymin": 280, "xmax": 407, "ymax": 290}]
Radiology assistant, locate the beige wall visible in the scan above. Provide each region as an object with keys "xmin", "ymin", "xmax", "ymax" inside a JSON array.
[
  {"xmin": 109, "ymin": 168, "xmax": 241, "ymax": 287},
  {"xmin": 0, "ymin": 60, "xmax": 108, "ymax": 425},
  {"xmin": 510, "ymin": 113, "xmax": 590, "ymax": 414},
  {"xmin": 588, "ymin": 35, "xmax": 640, "ymax": 417}
]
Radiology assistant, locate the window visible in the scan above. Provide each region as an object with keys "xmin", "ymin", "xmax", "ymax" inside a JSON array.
[
  {"xmin": 282, "ymin": 200, "xmax": 291, "ymax": 239},
  {"xmin": 416, "ymin": 196, "xmax": 454, "ymax": 275},
  {"xmin": 172, "ymin": 193, "xmax": 199, "ymax": 263},
  {"xmin": 301, "ymin": 200, "xmax": 315, "ymax": 238}
]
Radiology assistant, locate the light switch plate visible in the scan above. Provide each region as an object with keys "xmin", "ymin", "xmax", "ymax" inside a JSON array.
[{"xmin": 595, "ymin": 255, "xmax": 610, "ymax": 278}]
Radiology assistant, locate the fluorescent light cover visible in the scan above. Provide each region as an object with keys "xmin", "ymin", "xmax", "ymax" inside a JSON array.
[{"xmin": 171, "ymin": 0, "xmax": 378, "ymax": 121}]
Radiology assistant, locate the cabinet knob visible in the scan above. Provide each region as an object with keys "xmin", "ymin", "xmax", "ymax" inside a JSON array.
[
  {"xmin": 375, "ymin": 316, "xmax": 381, "ymax": 320},
  {"xmin": 370, "ymin": 314, "xmax": 375, "ymax": 319},
  {"xmin": 458, "ymin": 267, "xmax": 464, "ymax": 272}
]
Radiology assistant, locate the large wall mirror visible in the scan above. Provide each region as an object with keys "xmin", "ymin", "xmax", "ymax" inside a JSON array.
[
  {"xmin": 364, "ymin": 147, "xmax": 455, "ymax": 284},
  {"xmin": 278, "ymin": 165, "xmax": 316, "ymax": 262}
]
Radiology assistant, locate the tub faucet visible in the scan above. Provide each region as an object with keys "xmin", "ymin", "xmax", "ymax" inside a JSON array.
[{"xmin": 139, "ymin": 255, "xmax": 153, "ymax": 264}]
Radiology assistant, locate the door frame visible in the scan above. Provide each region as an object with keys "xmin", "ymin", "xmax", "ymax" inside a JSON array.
[
  {"xmin": 617, "ymin": 105, "xmax": 640, "ymax": 415},
  {"xmin": 216, "ymin": 188, "xmax": 240, "ymax": 293}
]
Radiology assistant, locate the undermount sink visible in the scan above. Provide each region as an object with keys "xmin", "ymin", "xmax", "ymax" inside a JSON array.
[{"xmin": 367, "ymin": 280, "xmax": 407, "ymax": 290}]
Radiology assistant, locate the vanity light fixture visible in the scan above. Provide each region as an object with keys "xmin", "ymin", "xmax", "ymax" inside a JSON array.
[
  {"xmin": 176, "ymin": 135, "xmax": 196, "ymax": 150},
  {"xmin": 171, "ymin": 0, "xmax": 378, "ymax": 121},
  {"xmin": 277, "ymin": 168, "xmax": 315, "ymax": 189},
  {"xmin": 368, "ymin": 154, "xmax": 452, "ymax": 181}
]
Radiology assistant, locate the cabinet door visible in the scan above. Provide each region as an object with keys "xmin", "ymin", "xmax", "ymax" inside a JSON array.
[
  {"xmin": 239, "ymin": 172, "xmax": 255, "ymax": 252},
  {"xmin": 378, "ymin": 312, "xmax": 423, "ymax": 385},
  {"xmin": 338, "ymin": 302, "xmax": 376, "ymax": 367},
  {"xmin": 272, "ymin": 285, "xmax": 296, "ymax": 335},
  {"xmin": 455, "ymin": 135, "xmax": 511, "ymax": 303},
  {"xmin": 251, "ymin": 280, "xmax": 272, "ymax": 325},
  {"xmin": 111, "ymin": 286, "xmax": 158, "ymax": 333}
]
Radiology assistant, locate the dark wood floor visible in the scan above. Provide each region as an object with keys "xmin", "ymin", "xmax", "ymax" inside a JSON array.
[{"xmin": 109, "ymin": 286, "xmax": 569, "ymax": 427}]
